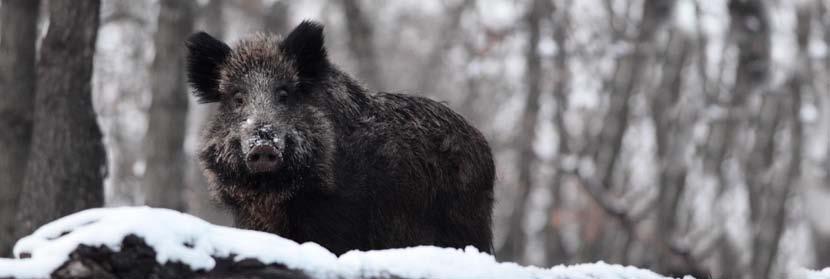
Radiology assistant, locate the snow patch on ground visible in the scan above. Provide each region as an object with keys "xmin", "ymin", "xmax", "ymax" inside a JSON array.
[
  {"xmin": 0, "ymin": 207, "xmax": 696, "ymax": 278},
  {"xmin": 798, "ymin": 267, "xmax": 830, "ymax": 279}
]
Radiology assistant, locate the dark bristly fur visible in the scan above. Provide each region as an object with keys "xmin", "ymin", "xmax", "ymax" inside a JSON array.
[
  {"xmin": 185, "ymin": 32, "xmax": 231, "ymax": 103},
  {"xmin": 186, "ymin": 20, "xmax": 495, "ymax": 255}
]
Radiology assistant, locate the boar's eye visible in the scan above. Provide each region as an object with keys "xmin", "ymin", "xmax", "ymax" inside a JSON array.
[
  {"xmin": 233, "ymin": 94, "xmax": 244, "ymax": 107},
  {"xmin": 275, "ymin": 88, "xmax": 288, "ymax": 103}
]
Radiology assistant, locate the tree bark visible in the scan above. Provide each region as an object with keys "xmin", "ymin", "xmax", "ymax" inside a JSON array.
[
  {"xmin": 750, "ymin": 5, "xmax": 806, "ymax": 279},
  {"xmin": 813, "ymin": 228, "xmax": 830, "ymax": 267},
  {"xmin": 98, "ymin": 0, "xmax": 151, "ymax": 208},
  {"xmin": 186, "ymin": 0, "xmax": 233, "ymax": 225},
  {"xmin": 651, "ymin": 30, "xmax": 694, "ymax": 274},
  {"xmin": 814, "ymin": 1, "xmax": 830, "ymax": 269},
  {"xmin": 339, "ymin": 0, "xmax": 383, "ymax": 90},
  {"xmin": 720, "ymin": 1, "xmax": 778, "ymax": 278},
  {"xmin": 14, "ymin": 0, "xmax": 105, "ymax": 239},
  {"xmin": 544, "ymin": 0, "xmax": 572, "ymax": 266},
  {"xmin": 417, "ymin": 0, "xmax": 473, "ymax": 96},
  {"xmin": 496, "ymin": 0, "xmax": 547, "ymax": 264},
  {"xmin": 144, "ymin": 0, "xmax": 196, "ymax": 211},
  {"xmin": 572, "ymin": 0, "xmax": 670, "ymax": 263},
  {"xmin": 264, "ymin": 1, "xmax": 289, "ymax": 35},
  {"xmin": 592, "ymin": 0, "xmax": 671, "ymax": 191},
  {"xmin": 0, "ymin": 0, "xmax": 39, "ymax": 257}
]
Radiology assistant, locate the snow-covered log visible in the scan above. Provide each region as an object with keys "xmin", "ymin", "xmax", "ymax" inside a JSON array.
[{"xmin": 0, "ymin": 207, "xmax": 810, "ymax": 279}]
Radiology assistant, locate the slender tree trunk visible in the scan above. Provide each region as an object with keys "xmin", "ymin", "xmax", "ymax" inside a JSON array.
[
  {"xmin": 814, "ymin": 1, "xmax": 830, "ymax": 269},
  {"xmin": 417, "ymin": 0, "xmax": 473, "ymax": 96},
  {"xmin": 702, "ymin": 2, "xmax": 771, "ymax": 276},
  {"xmin": 651, "ymin": 30, "xmax": 696, "ymax": 274},
  {"xmin": 814, "ymin": 228, "xmax": 830, "ymax": 267},
  {"xmin": 185, "ymin": 0, "xmax": 233, "ymax": 225},
  {"xmin": 14, "ymin": 0, "xmax": 104, "ymax": 239},
  {"xmin": 721, "ymin": 1, "xmax": 776, "ymax": 278},
  {"xmin": 593, "ymin": 0, "xmax": 670, "ymax": 191},
  {"xmin": 574, "ymin": 0, "xmax": 669, "ymax": 263},
  {"xmin": 751, "ymin": 5, "xmax": 807, "ymax": 279},
  {"xmin": 459, "ymin": 40, "xmax": 482, "ymax": 124},
  {"xmin": 544, "ymin": 1, "xmax": 571, "ymax": 266},
  {"xmin": 729, "ymin": 0, "xmax": 771, "ymax": 224},
  {"xmin": 201, "ymin": 0, "xmax": 224, "ymax": 37},
  {"xmin": 98, "ymin": 0, "xmax": 151, "ymax": 207},
  {"xmin": 339, "ymin": 0, "xmax": 383, "ymax": 90},
  {"xmin": 0, "ymin": 0, "xmax": 39, "ymax": 257},
  {"xmin": 143, "ymin": 0, "xmax": 195, "ymax": 211},
  {"xmin": 496, "ymin": 0, "xmax": 547, "ymax": 264},
  {"xmin": 264, "ymin": 1, "xmax": 289, "ymax": 35}
]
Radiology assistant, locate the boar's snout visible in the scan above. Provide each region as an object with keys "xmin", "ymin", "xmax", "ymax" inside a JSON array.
[
  {"xmin": 246, "ymin": 145, "xmax": 281, "ymax": 173},
  {"xmin": 243, "ymin": 125, "xmax": 285, "ymax": 173}
]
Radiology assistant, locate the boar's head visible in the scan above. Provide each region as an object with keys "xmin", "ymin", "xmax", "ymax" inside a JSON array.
[{"xmin": 185, "ymin": 21, "xmax": 336, "ymax": 200}]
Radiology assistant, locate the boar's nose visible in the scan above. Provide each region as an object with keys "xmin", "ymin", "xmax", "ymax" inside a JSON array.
[{"xmin": 246, "ymin": 145, "xmax": 281, "ymax": 173}]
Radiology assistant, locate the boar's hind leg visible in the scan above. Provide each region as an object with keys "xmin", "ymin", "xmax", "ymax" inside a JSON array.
[
  {"xmin": 434, "ymin": 135, "xmax": 495, "ymax": 254},
  {"xmin": 434, "ymin": 177, "xmax": 494, "ymax": 253}
]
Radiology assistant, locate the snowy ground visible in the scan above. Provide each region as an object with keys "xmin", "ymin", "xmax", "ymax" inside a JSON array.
[
  {"xmin": 800, "ymin": 268, "xmax": 830, "ymax": 279},
  {"xmin": 0, "ymin": 207, "xmax": 821, "ymax": 279}
]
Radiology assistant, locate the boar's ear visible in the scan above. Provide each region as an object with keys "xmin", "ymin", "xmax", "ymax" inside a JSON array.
[
  {"xmin": 280, "ymin": 20, "xmax": 329, "ymax": 79},
  {"xmin": 186, "ymin": 32, "xmax": 231, "ymax": 103}
]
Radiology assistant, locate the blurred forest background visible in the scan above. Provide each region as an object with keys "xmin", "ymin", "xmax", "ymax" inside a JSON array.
[{"xmin": 1, "ymin": 0, "xmax": 830, "ymax": 278}]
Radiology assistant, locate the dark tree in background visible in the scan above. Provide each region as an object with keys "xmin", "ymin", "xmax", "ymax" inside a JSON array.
[
  {"xmin": 811, "ymin": 3, "xmax": 830, "ymax": 267},
  {"xmin": 185, "ymin": 0, "xmax": 233, "ymax": 225},
  {"xmin": 97, "ymin": 0, "xmax": 154, "ymax": 207},
  {"xmin": 0, "ymin": 0, "xmax": 39, "ymax": 257},
  {"xmin": 143, "ymin": 0, "xmax": 196, "ymax": 211},
  {"xmin": 542, "ymin": 0, "xmax": 571, "ymax": 266},
  {"xmin": 14, "ymin": 0, "xmax": 105, "ymax": 239},
  {"xmin": 497, "ymin": 0, "xmax": 548, "ymax": 263},
  {"xmin": 339, "ymin": 0, "xmax": 383, "ymax": 90},
  {"xmin": 264, "ymin": 0, "xmax": 289, "ymax": 34},
  {"xmin": 416, "ymin": 0, "xmax": 473, "ymax": 99}
]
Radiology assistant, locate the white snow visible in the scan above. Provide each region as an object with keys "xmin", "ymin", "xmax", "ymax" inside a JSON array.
[
  {"xmin": 798, "ymin": 267, "xmax": 830, "ymax": 279},
  {"xmin": 1, "ymin": 206, "xmax": 694, "ymax": 279}
]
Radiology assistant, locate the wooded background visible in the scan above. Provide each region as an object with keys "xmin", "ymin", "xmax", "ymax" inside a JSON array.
[{"xmin": 1, "ymin": 0, "xmax": 829, "ymax": 278}]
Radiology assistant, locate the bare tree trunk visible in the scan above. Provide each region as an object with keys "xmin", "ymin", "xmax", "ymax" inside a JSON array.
[
  {"xmin": 592, "ymin": 0, "xmax": 670, "ymax": 191},
  {"xmin": 728, "ymin": 0, "xmax": 771, "ymax": 222},
  {"xmin": 543, "ymin": 1, "xmax": 572, "ymax": 266},
  {"xmin": 496, "ymin": 0, "xmax": 547, "ymax": 264},
  {"xmin": 98, "ymin": 0, "xmax": 151, "ymax": 208},
  {"xmin": 700, "ymin": 2, "xmax": 771, "ymax": 276},
  {"xmin": 416, "ymin": 0, "xmax": 473, "ymax": 96},
  {"xmin": 814, "ymin": 228, "xmax": 830, "ymax": 267},
  {"xmin": 14, "ymin": 0, "xmax": 104, "ymax": 239},
  {"xmin": 459, "ymin": 40, "xmax": 482, "ymax": 124},
  {"xmin": 750, "ymin": 5, "xmax": 807, "ymax": 279},
  {"xmin": 339, "ymin": 0, "xmax": 383, "ymax": 90},
  {"xmin": 814, "ymin": 2, "xmax": 830, "ymax": 269},
  {"xmin": 0, "ymin": 0, "xmax": 39, "ymax": 257},
  {"xmin": 651, "ymin": 30, "xmax": 694, "ymax": 274},
  {"xmin": 143, "ymin": 0, "xmax": 195, "ymax": 211},
  {"xmin": 721, "ymin": 1, "xmax": 778, "ymax": 278},
  {"xmin": 264, "ymin": 0, "xmax": 289, "ymax": 34},
  {"xmin": 185, "ymin": 0, "xmax": 233, "ymax": 225},
  {"xmin": 573, "ymin": 0, "xmax": 670, "ymax": 263}
]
